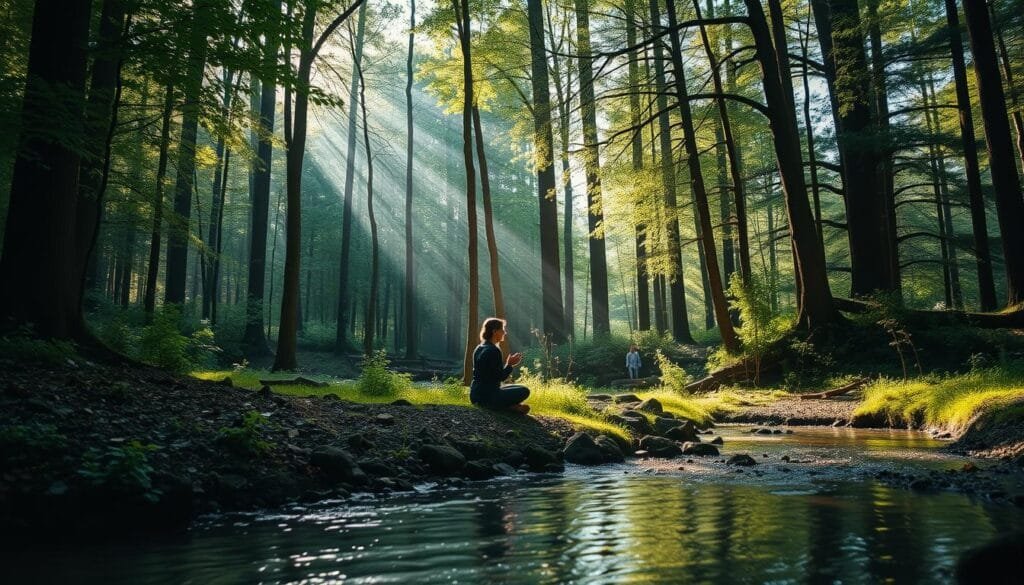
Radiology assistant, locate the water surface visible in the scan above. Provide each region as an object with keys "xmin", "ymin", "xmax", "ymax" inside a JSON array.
[{"xmin": 6, "ymin": 427, "xmax": 1022, "ymax": 584}]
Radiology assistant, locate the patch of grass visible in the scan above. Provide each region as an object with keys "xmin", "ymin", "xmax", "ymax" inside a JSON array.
[
  {"xmin": 0, "ymin": 331, "xmax": 77, "ymax": 365},
  {"xmin": 854, "ymin": 363, "xmax": 1024, "ymax": 431},
  {"xmin": 217, "ymin": 411, "xmax": 273, "ymax": 457}
]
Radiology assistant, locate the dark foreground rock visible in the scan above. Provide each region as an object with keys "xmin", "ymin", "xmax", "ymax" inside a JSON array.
[{"xmin": 0, "ymin": 357, "xmax": 575, "ymax": 542}]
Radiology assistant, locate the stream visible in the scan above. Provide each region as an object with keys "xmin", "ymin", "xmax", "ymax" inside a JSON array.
[{"xmin": 5, "ymin": 426, "xmax": 1023, "ymax": 584}]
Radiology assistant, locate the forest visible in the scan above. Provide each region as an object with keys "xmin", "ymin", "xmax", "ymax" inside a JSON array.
[{"xmin": 1, "ymin": 0, "xmax": 1024, "ymax": 582}]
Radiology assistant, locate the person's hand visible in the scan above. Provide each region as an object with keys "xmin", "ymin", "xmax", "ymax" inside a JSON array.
[{"xmin": 506, "ymin": 352, "xmax": 523, "ymax": 368}]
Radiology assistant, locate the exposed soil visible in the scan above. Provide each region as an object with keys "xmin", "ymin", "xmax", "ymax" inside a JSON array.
[
  {"xmin": 0, "ymin": 356, "xmax": 573, "ymax": 541},
  {"xmin": 717, "ymin": 395, "xmax": 863, "ymax": 426}
]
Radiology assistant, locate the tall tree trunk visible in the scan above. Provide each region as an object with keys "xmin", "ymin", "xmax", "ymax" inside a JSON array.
[
  {"xmin": 357, "ymin": 56, "xmax": 379, "ymax": 356},
  {"xmin": 273, "ymin": 3, "xmax": 318, "ymax": 371},
  {"xmin": 798, "ymin": 11, "xmax": 824, "ymax": 249},
  {"xmin": 990, "ymin": 3, "xmax": 1024, "ymax": 174},
  {"xmin": 649, "ymin": 0, "xmax": 694, "ymax": 344},
  {"xmin": 866, "ymin": 0, "xmax": 898, "ymax": 291},
  {"xmin": 723, "ymin": 0, "xmax": 752, "ymax": 283},
  {"xmin": 574, "ymin": 0, "xmax": 610, "ymax": 335},
  {"xmin": 926, "ymin": 76, "xmax": 963, "ymax": 310},
  {"xmin": 819, "ymin": 0, "xmax": 898, "ymax": 297},
  {"xmin": 165, "ymin": 0, "xmax": 210, "ymax": 306},
  {"xmin": 0, "ymin": 0, "xmax": 92, "ymax": 338},
  {"xmin": 77, "ymin": 0, "xmax": 129, "ymax": 300},
  {"xmin": 963, "ymin": 0, "xmax": 1024, "ymax": 306},
  {"xmin": 944, "ymin": 0, "xmax": 996, "ymax": 310},
  {"xmin": 244, "ymin": 2, "xmax": 281, "ymax": 353},
  {"xmin": 745, "ymin": 0, "xmax": 838, "ymax": 329},
  {"xmin": 144, "ymin": 82, "xmax": 175, "ymax": 318},
  {"xmin": 404, "ymin": 0, "xmax": 417, "ymax": 359},
  {"xmin": 627, "ymin": 0, "xmax": 651, "ymax": 332},
  {"xmin": 665, "ymin": 0, "xmax": 737, "ymax": 351},
  {"xmin": 695, "ymin": 0, "xmax": 751, "ymax": 291},
  {"xmin": 335, "ymin": 0, "xmax": 368, "ymax": 352},
  {"xmin": 472, "ymin": 107, "xmax": 510, "ymax": 352},
  {"xmin": 546, "ymin": 9, "xmax": 576, "ymax": 338},
  {"xmin": 454, "ymin": 0, "xmax": 480, "ymax": 384},
  {"xmin": 528, "ymin": 0, "xmax": 566, "ymax": 344},
  {"xmin": 204, "ymin": 69, "xmax": 236, "ymax": 324}
]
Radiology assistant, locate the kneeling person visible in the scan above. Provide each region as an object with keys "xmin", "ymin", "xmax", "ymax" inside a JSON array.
[{"xmin": 470, "ymin": 318, "xmax": 530, "ymax": 414}]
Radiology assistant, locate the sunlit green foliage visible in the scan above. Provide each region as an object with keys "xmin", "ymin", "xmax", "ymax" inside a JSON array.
[{"xmin": 855, "ymin": 362, "xmax": 1024, "ymax": 431}]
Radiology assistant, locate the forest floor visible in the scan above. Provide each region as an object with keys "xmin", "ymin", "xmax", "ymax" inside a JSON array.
[{"xmin": 3, "ymin": 346, "xmax": 1023, "ymax": 542}]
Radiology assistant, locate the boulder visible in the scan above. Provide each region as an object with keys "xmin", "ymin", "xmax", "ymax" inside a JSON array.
[
  {"xmin": 727, "ymin": 454, "xmax": 757, "ymax": 466},
  {"xmin": 346, "ymin": 433, "xmax": 374, "ymax": 453},
  {"xmin": 310, "ymin": 447, "xmax": 368, "ymax": 484},
  {"xmin": 492, "ymin": 462, "xmax": 518, "ymax": 476},
  {"xmin": 664, "ymin": 425, "xmax": 700, "ymax": 443},
  {"xmin": 523, "ymin": 445, "xmax": 560, "ymax": 470},
  {"xmin": 563, "ymin": 432, "xmax": 606, "ymax": 465},
  {"xmin": 635, "ymin": 398, "xmax": 663, "ymax": 415},
  {"xmin": 418, "ymin": 444, "xmax": 467, "ymax": 475},
  {"xmin": 621, "ymin": 416, "xmax": 653, "ymax": 435},
  {"xmin": 359, "ymin": 458, "xmax": 398, "ymax": 477},
  {"xmin": 639, "ymin": 435, "xmax": 682, "ymax": 458},
  {"xmin": 594, "ymin": 435, "xmax": 625, "ymax": 463},
  {"xmin": 257, "ymin": 385, "xmax": 273, "ymax": 399},
  {"xmin": 463, "ymin": 461, "xmax": 497, "ymax": 480},
  {"xmin": 390, "ymin": 399, "xmax": 413, "ymax": 406},
  {"xmin": 588, "ymin": 394, "xmax": 614, "ymax": 402},
  {"xmin": 654, "ymin": 416, "xmax": 684, "ymax": 434},
  {"xmin": 613, "ymin": 393, "xmax": 642, "ymax": 404},
  {"xmin": 710, "ymin": 436, "xmax": 724, "ymax": 445},
  {"xmin": 681, "ymin": 442, "xmax": 719, "ymax": 456},
  {"xmin": 375, "ymin": 414, "xmax": 395, "ymax": 425}
]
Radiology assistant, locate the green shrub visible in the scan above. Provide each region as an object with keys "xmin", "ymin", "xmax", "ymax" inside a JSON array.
[
  {"xmin": 0, "ymin": 422, "xmax": 67, "ymax": 464},
  {"xmin": 78, "ymin": 440, "xmax": 162, "ymax": 501},
  {"xmin": 727, "ymin": 274, "xmax": 794, "ymax": 382},
  {"xmin": 656, "ymin": 350, "xmax": 690, "ymax": 392},
  {"xmin": 357, "ymin": 350, "xmax": 412, "ymax": 396},
  {"xmin": 137, "ymin": 306, "xmax": 220, "ymax": 373},
  {"xmin": 217, "ymin": 410, "xmax": 273, "ymax": 457},
  {"xmin": 0, "ymin": 328, "xmax": 77, "ymax": 364}
]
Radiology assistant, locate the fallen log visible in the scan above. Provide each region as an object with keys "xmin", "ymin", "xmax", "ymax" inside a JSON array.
[
  {"xmin": 798, "ymin": 377, "xmax": 869, "ymax": 400},
  {"xmin": 835, "ymin": 297, "xmax": 1024, "ymax": 329},
  {"xmin": 684, "ymin": 357, "xmax": 778, "ymax": 393},
  {"xmin": 609, "ymin": 376, "xmax": 661, "ymax": 388},
  {"xmin": 258, "ymin": 376, "xmax": 328, "ymax": 388}
]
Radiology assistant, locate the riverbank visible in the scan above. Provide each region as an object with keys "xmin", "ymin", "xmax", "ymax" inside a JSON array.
[
  {"xmin": 0, "ymin": 356, "xmax": 579, "ymax": 541},
  {"xmin": 4, "ymin": 353, "xmax": 1024, "ymax": 542}
]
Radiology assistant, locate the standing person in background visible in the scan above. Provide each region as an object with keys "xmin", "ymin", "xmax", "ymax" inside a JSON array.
[
  {"xmin": 626, "ymin": 345, "xmax": 642, "ymax": 380},
  {"xmin": 470, "ymin": 318, "xmax": 530, "ymax": 414}
]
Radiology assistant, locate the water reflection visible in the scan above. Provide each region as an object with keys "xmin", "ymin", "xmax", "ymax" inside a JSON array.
[{"xmin": 4, "ymin": 431, "xmax": 1022, "ymax": 584}]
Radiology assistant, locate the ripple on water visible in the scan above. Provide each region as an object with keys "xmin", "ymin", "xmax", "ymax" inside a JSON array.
[{"xmin": 3, "ymin": 428, "xmax": 1022, "ymax": 584}]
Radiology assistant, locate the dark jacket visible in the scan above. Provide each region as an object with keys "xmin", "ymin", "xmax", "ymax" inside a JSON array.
[{"xmin": 470, "ymin": 341, "xmax": 511, "ymax": 405}]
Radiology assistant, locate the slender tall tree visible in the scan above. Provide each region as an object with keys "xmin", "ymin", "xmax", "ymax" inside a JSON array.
[
  {"xmin": 144, "ymin": 83, "xmax": 176, "ymax": 318},
  {"xmin": 664, "ymin": 0, "xmax": 737, "ymax": 351},
  {"xmin": 649, "ymin": 0, "xmax": 694, "ymax": 344},
  {"xmin": 744, "ymin": 0, "xmax": 838, "ymax": 329},
  {"xmin": 335, "ymin": 0, "xmax": 368, "ymax": 353},
  {"xmin": 274, "ymin": 0, "xmax": 368, "ymax": 371},
  {"xmin": 453, "ymin": 0, "xmax": 480, "ymax": 384},
  {"xmin": 626, "ymin": 0, "xmax": 651, "ymax": 332},
  {"xmin": 243, "ymin": 0, "xmax": 282, "ymax": 354},
  {"xmin": 404, "ymin": 0, "xmax": 417, "ymax": 359},
  {"xmin": 962, "ymin": 0, "xmax": 1024, "ymax": 307},
  {"xmin": 164, "ymin": 0, "xmax": 211, "ymax": 306},
  {"xmin": 529, "ymin": 0, "xmax": 567, "ymax": 344},
  {"xmin": 944, "ymin": 0, "xmax": 996, "ymax": 311},
  {"xmin": 574, "ymin": 0, "xmax": 610, "ymax": 335}
]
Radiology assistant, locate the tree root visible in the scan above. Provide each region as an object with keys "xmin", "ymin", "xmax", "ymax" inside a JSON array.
[{"xmin": 834, "ymin": 297, "xmax": 1024, "ymax": 329}]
